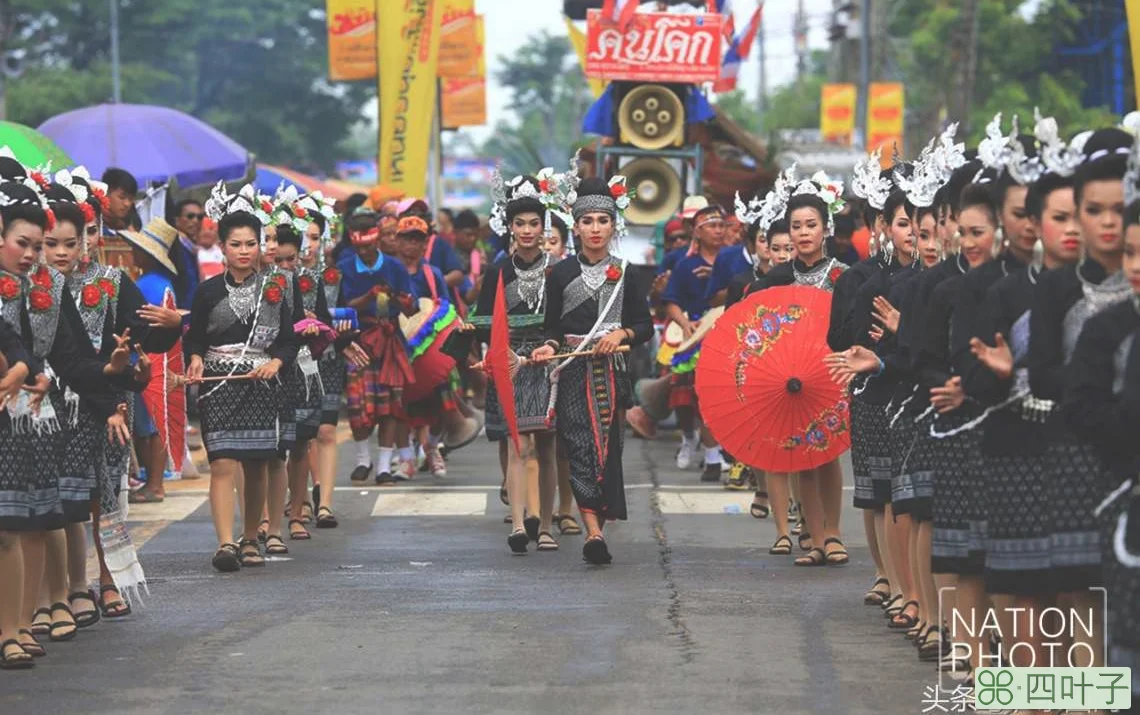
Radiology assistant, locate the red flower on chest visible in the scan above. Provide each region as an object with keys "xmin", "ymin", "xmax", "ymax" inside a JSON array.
[
  {"xmin": 264, "ymin": 285, "xmax": 283, "ymax": 305},
  {"xmin": 81, "ymin": 283, "xmax": 103, "ymax": 308},
  {"xmin": 0, "ymin": 275, "xmax": 19, "ymax": 300},
  {"xmin": 30, "ymin": 267, "xmax": 53, "ymax": 289},
  {"xmin": 98, "ymin": 277, "xmax": 117, "ymax": 298},
  {"xmin": 298, "ymin": 275, "xmax": 316, "ymax": 294},
  {"xmin": 29, "ymin": 287, "xmax": 53, "ymax": 312},
  {"xmin": 271, "ymin": 273, "xmax": 288, "ymax": 289},
  {"xmin": 322, "ymin": 267, "xmax": 340, "ymax": 285},
  {"xmin": 605, "ymin": 264, "xmax": 622, "ymax": 282},
  {"xmin": 828, "ymin": 267, "xmax": 844, "ymax": 285}
]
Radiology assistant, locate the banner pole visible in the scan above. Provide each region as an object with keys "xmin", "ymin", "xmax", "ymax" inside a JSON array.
[{"xmin": 1127, "ymin": 0, "xmax": 1140, "ymax": 111}]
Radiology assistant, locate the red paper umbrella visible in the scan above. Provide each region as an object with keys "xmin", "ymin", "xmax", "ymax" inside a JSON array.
[
  {"xmin": 484, "ymin": 271, "xmax": 522, "ymax": 456},
  {"xmin": 695, "ymin": 284, "xmax": 850, "ymax": 473},
  {"xmin": 142, "ymin": 288, "xmax": 186, "ymax": 471}
]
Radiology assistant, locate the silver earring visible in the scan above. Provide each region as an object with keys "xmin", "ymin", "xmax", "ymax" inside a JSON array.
[
  {"xmin": 992, "ymin": 227, "xmax": 1005, "ymax": 259},
  {"xmin": 881, "ymin": 234, "xmax": 894, "ymax": 260}
]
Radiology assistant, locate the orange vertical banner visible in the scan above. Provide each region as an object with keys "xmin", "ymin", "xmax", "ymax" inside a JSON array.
[
  {"xmin": 867, "ymin": 82, "xmax": 905, "ymax": 167},
  {"xmin": 820, "ymin": 83, "xmax": 856, "ymax": 145},
  {"xmin": 438, "ymin": 0, "xmax": 479, "ymax": 77},
  {"xmin": 326, "ymin": 0, "xmax": 376, "ymax": 81},
  {"xmin": 441, "ymin": 15, "xmax": 485, "ymax": 127}
]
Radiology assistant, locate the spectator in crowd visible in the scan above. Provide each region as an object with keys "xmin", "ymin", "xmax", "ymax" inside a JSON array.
[
  {"xmin": 197, "ymin": 217, "xmax": 224, "ymax": 280},
  {"xmin": 101, "ymin": 167, "xmax": 138, "ymax": 232},
  {"xmin": 168, "ymin": 198, "xmax": 202, "ymax": 308},
  {"xmin": 436, "ymin": 207, "xmax": 455, "ymax": 241},
  {"xmin": 826, "ymin": 212, "xmax": 860, "ymax": 266}
]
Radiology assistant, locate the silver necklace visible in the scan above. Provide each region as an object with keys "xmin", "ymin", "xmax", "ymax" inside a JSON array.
[
  {"xmin": 225, "ymin": 272, "xmax": 258, "ymax": 324},
  {"xmin": 512, "ymin": 252, "xmax": 548, "ymax": 312},
  {"xmin": 579, "ymin": 255, "xmax": 610, "ymax": 293},
  {"xmin": 793, "ymin": 258, "xmax": 834, "ymax": 288},
  {"xmin": 1076, "ymin": 259, "xmax": 1131, "ymax": 313}
]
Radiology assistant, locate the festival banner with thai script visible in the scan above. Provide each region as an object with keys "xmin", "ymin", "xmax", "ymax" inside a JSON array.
[
  {"xmin": 326, "ymin": 0, "xmax": 376, "ymax": 81},
  {"xmin": 867, "ymin": 82, "xmax": 904, "ymax": 167},
  {"xmin": 442, "ymin": 15, "xmax": 485, "ymax": 127},
  {"xmin": 438, "ymin": 0, "xmax": 479, "ymax": 77},
  {"xmin": 378, "ymin": 0, "xmax": 443, "ymax": 196},
  {"xmin": 820, "ymin": 83, "xmax": 856, "ymax": 145},
  {"xmin": 584, "ymin": 10, "xmax": 723, "ymax": 84}
]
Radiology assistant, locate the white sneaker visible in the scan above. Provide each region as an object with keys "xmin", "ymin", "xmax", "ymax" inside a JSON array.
[
  {"xmin": 428, "ymin": 449, "xmax": 447, "ymax": 478},
  {"xmin": 393, "ymin": 459, "xmax": 416, "ymax": 481},
  {"xmin": 676, "ymin": 440, "xmax": 694, "ymax": 470}
]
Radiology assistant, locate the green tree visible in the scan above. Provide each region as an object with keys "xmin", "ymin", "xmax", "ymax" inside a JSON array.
[
  {"xmin": 713, "ymin": 90, "xmax": 761, "ymax": 135},
  {"xmin": 5, "ymin": 0, "xmax": 374, "ymax": 174}
]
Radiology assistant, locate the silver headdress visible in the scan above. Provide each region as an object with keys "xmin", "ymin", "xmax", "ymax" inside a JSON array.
[
  {"xmin": 974, "ymin": 113, "xmax": 1016, "ymax": 182},
  {"xmin": 851, "ymin": 148, "xmax": 891, "ymax": 210},
  {"xmin": 489, "ymin": 153, "xmax": 582, "ymax": 240},
  {"xmin": 1034, "ymin": 109, "xmax": 1083, "ymax": 178},
  {"xmin": 1006, "ymin": 111, "xmax": 1046, "ymax": 185},
  {"xmin": 734, "ymin": 191, "xmax": 764, "ymax": 226},
  {"xmin": 932, "ymin": 123, "xmax": 967, "ymax": 184},
  {"xmin": 896, "ymin": 137, "xmax": 940, "ymax": 208},
  {"xmin": 791, "ymin": 170, "xmax": 846, "ymax": 236},
  {"xmin": 1124, "ymin": 134, "xmax": 1140, "ymax": 208}
]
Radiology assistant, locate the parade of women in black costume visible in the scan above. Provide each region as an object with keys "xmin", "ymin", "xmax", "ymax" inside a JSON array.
[{"xmin": 0, "ymin": 104, "xmax": 1138, "ymax": 713}]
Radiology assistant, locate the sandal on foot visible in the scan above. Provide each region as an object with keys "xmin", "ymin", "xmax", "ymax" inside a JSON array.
[
  {"xmin": 315, "ymin": 506, "xmax": 338, "ymax": 529},
  {"xmin": 791, "ymin": 519, "xmax": 804, "ymax": 536},
  {"xmin": 499, "ymin": 480, "xmax": 509, "ymax": 506},
  {"xmin": 769, "ymin": 534, "xmax": 793, "ymax": 555},
  {"xmin": 508, "ymin": 529, "xmax": 528, "ymax": 554},
  {"xmin": 238, "ymin": 538, "xmax": 265, "ymax": 567},
  {"xmin": 523, "ymin": 515, "xmax": 541, "ymax": 542},
  {"xmin": 256, "ymin": 519, "xmax": 269, "ymax": 542},
  {"xmin": 212, "ymin": 542, "xmax": 241, "ymax": 573},
  {"xmin": 555, "ymin": 514, "xmax": 582, "ymax": 535},
  {"xmin": 797, "ymin": 531, "xmax": 812, "ymax": 551},
  {"xmin": 16, "ymin": 630, "xmax": 45, "ymax": 658},
  {"xmin": 288, "ymin": 519, "xmax": 311, "ymax": 541},
  {"xmin": 0, "ymin": 639, "xmax": 33, "ymax": 670},
  {"xmin": 864, "ymin": 577, "xmax": 891, "ymax": 606},
  {"xmin": 99, "ymin": 584, "xmax": 132, "ymax": 618},
  {"xmin": 906, "ymin": 620, "xmax": 928, "ymax": 640},
  {"xmin": 582, "ymin": 536, "xmax": 612, "ymax": 565},
  {"xmin": 823, "ymin": 537, "xmax": 849, "ymax": 565},
  {"xmin": 794, "ymin": 547, "xmax": 826, "ymax": 566},
  {"xmin": 48, "ymin": 602, "xmax": 78, "ymax": 642},
  {"xmin": 888, "ymin": 601, "xmax": 920, "ymax": 630},
  {"xmin": 300, "ymin": 501, "xmax": 314, "ymax": 524},
  {"xmin": 68, "ymin": 590, "xmax": 100, "ymax": 628},
  {"xmin": 264, "ymin": 535, "xmax": 289, "ymax": 556},
  {"xmin": 750, "ymin": 491, "xmax": 770, "ymax": 519},
  {"xmin": 29, "ymin": 607, "xmax": 51, "ymax": 636},
  {"xmin": 536, "ymin": 532, "xmax": 559, "ymax": 551}
]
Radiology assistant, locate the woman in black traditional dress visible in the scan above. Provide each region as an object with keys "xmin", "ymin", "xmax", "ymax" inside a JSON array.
[
  {"xmin": 476, "ymin": 174, "xmax": 566, "ymax": 553},
  {"xmin": 530, "ymin": 177, "xmax": 652, "ymax": 565},
  {"xmin": 1063, "ymin": 196, "xmax": 1140, "ymax": 701},
  {"xmin": 187, "ymin": 184, "xmax": 299, "ymax": 572},
  {"xmin": 1027, "ymin": 127, "xmax": 1133, "ymax": 668},
  {"xmin": 0, "ymin": 181, "xmax": 135, "ymax": 667}
]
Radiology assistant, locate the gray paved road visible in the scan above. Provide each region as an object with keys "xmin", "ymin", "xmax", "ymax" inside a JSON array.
[{"xmin": 0, "ymin": 433, "xmax": 941, "ymax": 714}]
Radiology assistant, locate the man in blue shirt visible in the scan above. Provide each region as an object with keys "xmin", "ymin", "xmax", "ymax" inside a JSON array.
[
  {"xmin": 661, "ymin": 204, "xmax": 727, "ymax": 483},
  {"xmin": 705, "ymin": 240, "xmax": 757, "ymax": 307}
]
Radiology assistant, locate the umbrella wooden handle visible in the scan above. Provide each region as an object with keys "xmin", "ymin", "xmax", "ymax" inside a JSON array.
[
  {"xmin": 169, "ymin": 372, "xmax": 258, "ymax": 387},
  {"xmin": 530, "ymin": 345, "xmax": 631, "ymax": 364}
]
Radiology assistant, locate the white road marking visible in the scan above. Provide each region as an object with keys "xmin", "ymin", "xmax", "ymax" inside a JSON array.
[
  {"xmin": 127, "ymin": 495, "xmax": 208, "ymax": 522},
  {"xmin": 371, "ymin": 492, "xmax": 488, "ymax": 516},
  {"xmin": 654, "ymin": 491, "xmax": 758, "ymax": 515}
]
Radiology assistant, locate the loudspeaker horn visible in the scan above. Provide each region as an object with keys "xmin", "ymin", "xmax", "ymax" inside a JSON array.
[
  {"xmin": 619, "ymin": 156, "xmax": 683, "ymax": 226},
  {"xmin": 618, "ymin": 84, "xmax": 685, "ymax": 150}
]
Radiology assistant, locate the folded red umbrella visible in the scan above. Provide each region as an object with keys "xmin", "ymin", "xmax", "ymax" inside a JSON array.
[
  {"xmin": 695, "ymin": 284, "xmax": 850, "ymax": 473},
  {"xmin": 484, "ymin": 271, "xmax": 522, "ymax": 456},
  {"xmin": 142, "ymin": 288, "xmax": 186, "ymax": 471}
]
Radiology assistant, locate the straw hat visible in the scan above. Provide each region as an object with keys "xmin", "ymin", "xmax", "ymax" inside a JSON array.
[
  {"xmin": 680, "ymin": 195, "xmax": 709, "ymax": 219},
  {"xmin": 119, "ymin": 218, "xmax": 179, "ymax": 276}
]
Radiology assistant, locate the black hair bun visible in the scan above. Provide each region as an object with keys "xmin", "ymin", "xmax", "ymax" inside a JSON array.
[{"xmin": 576, "ymin": 176, "xmax": 612, "ymax": 198}]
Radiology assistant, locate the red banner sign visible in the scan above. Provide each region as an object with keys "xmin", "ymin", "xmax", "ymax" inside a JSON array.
[{"xmin": 585, "ymin": 10, "xmax": 724, "ymax": 84}]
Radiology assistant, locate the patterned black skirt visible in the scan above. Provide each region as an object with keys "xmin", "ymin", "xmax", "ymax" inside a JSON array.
[
  {"xmin": 930, "ymin": 409, "xmax": 986, "ymax": 576},
  {"xmin": 55, "ymin": 391, "xmax": 100, "ymax": 524},
  {"xmin": 485, "ymin": 338, "xmax": 553, "ymax": 442},
  {"xmin": 851, "ymin": 398, "xmax": 893, "ymax": 510},
  {"xmin": 199, "ymin": 362, "xmax": 284, "ymax": 463},
  {"xmin": 1045, "ymin": 433, "xmax": 1105, "ymax": 590},
  {"xmin": 1101, "ymin": 493, "xmax": 1140, "ymax": 686},
  {"xmin": 0, "ymin": 415, "xmax": 66, "ymax": 532},
  {"xmin": 982, "ymin": 430, "xmax": 1054, "ymax": 595},
  {"xmin": 889, "ymin": 405, "xmax": 924, "ymax": 518},
  {"xmin": 280, "ymin": 359, "xmax": 323, "ymax": 453},
  {"xmin": 318, "ymin": 353, "xmax": 345, "ymax": 426}
]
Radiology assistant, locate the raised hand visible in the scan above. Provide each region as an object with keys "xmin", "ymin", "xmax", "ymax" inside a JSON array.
[
  {"xmin": 24, "ymin": 373, "xmax": 51, "ymax": 413},
  {"xmin": 0, "ymin": 359, "xmax": 30, "ymax": 412},
  {"xmin": 137, "ymin": 305, "xmax": 184, "ymax": 330},
  {"xmin": 969, "ymin": 333, "xmax": 1013, "ymax": 381},
  {"xmin": 930, "ymin": 376, "xmax": 965, "ymax": 414},
  {"xmin": 133, "ymin": 345, "xmax": 153, "ymax": 385},
  {"xmin": 824, "ymin": 346, "xmax": 881, "ymax": 386},
  {"xmin": 872, "ymin": 296, "xmax": 900, "ymax": 335},
  {"xmin": 106, "ymin": 329, "xmax": 132, "ymax": 375},
  {"xmin": 344, "ymin": 342, "xmax": 369, "ymax": 368}
]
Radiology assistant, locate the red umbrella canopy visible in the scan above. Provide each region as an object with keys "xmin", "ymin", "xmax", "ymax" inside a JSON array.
[
  {"xmin": 695, "ymin": 285, "xmax": 850, "ymax": 473},
  {"xmin": 485, "ymin": 271, "xmax": 522, "ymax": 456},
  {"xmin": 142, "ymin": 288, "xmax": 186, "ymax": 471}
]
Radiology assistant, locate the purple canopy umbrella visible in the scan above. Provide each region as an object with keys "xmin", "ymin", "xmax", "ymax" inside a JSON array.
[{"xmin": 38, "ymin": 103, "xmax": 251, "ymax": 188}]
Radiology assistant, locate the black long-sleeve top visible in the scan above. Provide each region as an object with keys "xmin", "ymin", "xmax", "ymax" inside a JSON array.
[
  {"xmin": 472, "ymin": 253, "xmax": 551, "ymax": 343},
  {"xmin": 831, "ymin": 256, "xmax": 886, "ymax": 351},
  {"xmin": 1063, "ymin": 298, "xmax": 1140, "ymax": 481},
  {"xmin": 862, "ymin": 267, "xmax": 924, "ymax": 406},
  {"xmin": 0, "ymin": 316, "xmax": 36, "ymax": 376},
  {"xmin": 542, "ymin": 255, "xmax": 653, "ymax": 348},
  {"xmin": 950, "ymin": 253, "xmax": 1024, "ymax": 401},
  {"xmin": 68, "ymin": 265, "xmax": 181, "ymax": 358},
  {"xmin": 185, "ymin": 271, "xmax": 300, "ymax": 366},
  {"xmin": 1028, "ymin": 257, "xmax": 1119, "ymax": 402},
  {"xmin": 742, "ymin": 257, "xmax": 852, "ymax": 351},
  {"xmin": 913, "ymin": 274, "xmax": 964, "ymax": 395}
]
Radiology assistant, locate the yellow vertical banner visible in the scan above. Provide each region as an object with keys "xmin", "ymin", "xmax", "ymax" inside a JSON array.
[
  {"xmin": 564, "ymin": 16, "xmax": 606, "ymax": 99},
  {"xmin": 438, "ymin": 0, "xmax": 479, "ymax": 77},
  {"xmin": 326, "ymin": 0, "xmax": 376, "ymax": 80},
  {"xmin": 441, "ymin": 15, "xmax": 486, "ymax": 127},
  {"xmin": 1127, "ymin": 0, "xmax": 1140, "ymax": 109},
  {"xmin": 867, "ymin": 82, "xmax": 905, "ymax": 167},
  {"xmin": 378, "ymin": 0, "xmax": 443, "ymax": 197},
  {"xmin": 820, "ymin": 83, "xmax": 856, "ymax": 145}
]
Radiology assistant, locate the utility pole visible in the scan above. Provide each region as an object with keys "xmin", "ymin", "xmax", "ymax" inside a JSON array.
[
  {"xmin": 757, "ymin": 0, "xmax": 767, "ymax": 114},
  {"xmin": 110, "ymin": 0, "xmax": 121, "ymax": 103},
  {"xmin": 951, "ymin": 0, "xmax": 979, "ymax": 133},
  {"xmin": 857, "ymin": 0, "xmax": 870, "ymax": 149},
  {"xmin": 794, "ymin": 0, "xmax": 807, "ymax": 80}
]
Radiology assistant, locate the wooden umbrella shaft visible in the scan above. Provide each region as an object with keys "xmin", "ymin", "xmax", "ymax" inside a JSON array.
[{"xmin": 473, "ymin": 345, "xmax": 631, "ymax": 371}]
